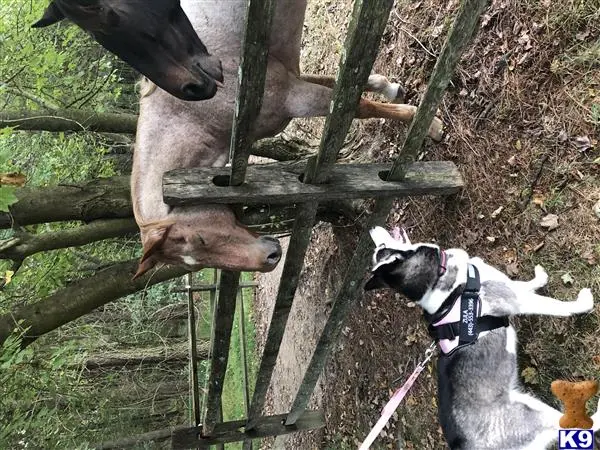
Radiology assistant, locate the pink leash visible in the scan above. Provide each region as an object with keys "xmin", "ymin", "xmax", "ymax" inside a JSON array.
[{"xmin": 359, "ymin": 342, "xmax": 436, "ymax": 450}]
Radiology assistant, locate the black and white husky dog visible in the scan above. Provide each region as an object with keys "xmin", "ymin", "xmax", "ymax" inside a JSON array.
[{"xmin": 364, "ymin": 226, "xmax": 599, "ymax": 450}]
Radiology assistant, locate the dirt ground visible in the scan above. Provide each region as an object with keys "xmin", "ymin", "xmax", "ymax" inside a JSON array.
[{"xmin": 254, "ymin": 0, "xmax": 600, "ymax": 448}]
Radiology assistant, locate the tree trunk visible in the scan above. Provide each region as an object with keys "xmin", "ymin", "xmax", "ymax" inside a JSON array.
[
  {"xmin": 2, "ymin": 176, "xmax": 132, "ymax": 229},
  {"xmin": 2, "ymin": 174, "xmax": 354, "ymax": 241},
  {"xmin": 0, "ymin": 218, "xmax": 138, "ymax": 261},
  {"xmin": 0, "ymin": 259, "xmax": 189, "ymax": 348},
  {"xmin": 84, "ymin": 340, "xmax": 209, "ymax": 369},
  {"xmin": 0, "ymin": 109, "xmax": 138, "ymax": 133}
]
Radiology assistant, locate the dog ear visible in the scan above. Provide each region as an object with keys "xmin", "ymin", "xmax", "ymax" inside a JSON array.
[
  {"xmin": 32, "ymin": 2, "xmax": 65, "ymax": 28},
  {"xmin": 369, "ymin": 226, "xmax": 393, "ymax": 247},
  {"xmin": 364, "ymin": 273, "xmax": 389, "ymax": 291}
]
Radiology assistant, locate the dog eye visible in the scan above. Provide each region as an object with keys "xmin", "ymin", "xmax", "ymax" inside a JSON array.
[{"xmin": 376, "ymin": 248, "xmax": 402, "ymax": 261}]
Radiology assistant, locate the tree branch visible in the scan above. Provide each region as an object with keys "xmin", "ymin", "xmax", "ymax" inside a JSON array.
[
  {"xmin": 1, "ymin": 176, "xmax": 132, "ymax": 229},
  {"xmin": 0, "ymin": 259, "xmax": 190, "ymax": 349},
  {"xmin": 0, "ymin": 218, "xmax": 138, "ymax": 262},
  {"xmin": 0, "ymin": 109, "xmax": 138, "ymax": 133},
  {"xmin": 0, "ymin": 84, "xmax": 61, "ymax": 111}
]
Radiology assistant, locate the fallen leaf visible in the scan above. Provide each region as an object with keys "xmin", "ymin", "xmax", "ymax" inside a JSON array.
[
  {"xmin": 532, "ymin": 193, "xmax": 546, "ymax": 208},
  {"xmin": 522, "ymin": 366, "xmax": 539, "ymax": 384},
  {"xmin": 539, "ymin": 214, "xmax": 559, "ymax": 231},
  {"xmin": 0, "ymin": 173, "xmax": 26, "ymax": 186},
  {"xmin": 582, "ymin": 249, "xmax": 597, "ymax": 266},
  {"xmin": 514, "ymin": 139, "xmax": 522, "ymax": 150},
  {"xmin": 491, "ymin": 206, "xmax": 504, "ymax": 218},
  {"xmin": 561, "ymin": 272, "xmax": 574, "ymax": 285},
  {"xmin": 507, "ymin": 155, "xmax": 518, "ymax": 166},
  {"xmin": 593, "ymin": 199, "xmax": 600, "ymax": 220}
]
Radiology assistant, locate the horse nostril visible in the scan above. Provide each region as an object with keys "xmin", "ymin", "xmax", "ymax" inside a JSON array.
[
  {"xmin": 266, "ymin": 251, "xmax": 281, "ymax": 265},
  {"xmin": 181, "ymin": 82, "xmax": 209, "ymax": 100}
]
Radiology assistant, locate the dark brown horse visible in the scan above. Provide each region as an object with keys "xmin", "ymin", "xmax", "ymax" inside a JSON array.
[{"xmin": 33, "ymin": 0, "xmax": 223, "ymax": 101}]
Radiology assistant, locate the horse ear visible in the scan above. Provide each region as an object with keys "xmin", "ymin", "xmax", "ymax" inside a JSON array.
[
  {"xmin": 132, "ymin": 257, "xmax": 157, "ymax": 280},
  {"xmin": 32, "ymin": 2, "xmax": 65, "ymax": 28},
  {"xmin": 132, "ymin": 225, "xmax": 172, "ymax": 280}
]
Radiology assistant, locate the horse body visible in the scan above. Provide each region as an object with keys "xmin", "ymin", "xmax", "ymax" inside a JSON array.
[
  {"xmin": 35, "ymin": 0, "xmax": 444, "ymax": 276},
  {"xmin": 132, "ymin": 0, "xmax": 315, "ymax": 277},
  {"xmin": 133, "ymin": 0, "xmax": 446, "ymax": 277}
]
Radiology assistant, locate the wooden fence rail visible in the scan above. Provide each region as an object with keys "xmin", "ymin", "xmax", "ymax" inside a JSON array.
[{"xmin": 95, "ymin": 0, "xmax": 494, "ymax": 447}]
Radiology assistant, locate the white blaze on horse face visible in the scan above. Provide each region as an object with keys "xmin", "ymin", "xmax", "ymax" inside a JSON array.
[{"xmin": 181, "ymin": 255, "xmax": 198, "ymax": 266}]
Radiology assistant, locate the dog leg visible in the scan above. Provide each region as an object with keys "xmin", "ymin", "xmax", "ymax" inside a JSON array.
[
  {"xmin": 513, "ymin": 265, "xmax": 549, "ymax": 292},
  {"xmin": 509, "ymin": 390, "xmax": 564, "ymax": 449},
  {"xmin": 516, "ymin": 288, "xmax": 594, "ymax": 316},
  {"xmin": 299, "ymin": 73, "xmax": 406, "ymax": 102}
]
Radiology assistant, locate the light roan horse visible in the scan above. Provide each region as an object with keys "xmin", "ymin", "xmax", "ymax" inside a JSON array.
[
  {"xmin": 33, "ymin": 0, "xmax": 223, "ymax": 101},
  {"xmin": 38, "ymin": 0, "xmax": 445, "ymax": 278}
]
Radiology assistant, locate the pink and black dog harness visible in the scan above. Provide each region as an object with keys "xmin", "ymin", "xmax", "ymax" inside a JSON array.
[{"xmin": 427, "ymin": 262, "xmax": 509, "ymax": 356}]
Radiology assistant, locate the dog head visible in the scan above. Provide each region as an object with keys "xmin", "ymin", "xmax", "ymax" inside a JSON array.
[{"xmin": 364, "ymin": 226, "xmax": 443, "ymax": 302}]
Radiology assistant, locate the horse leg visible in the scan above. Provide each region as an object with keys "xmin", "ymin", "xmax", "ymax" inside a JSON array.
[
  {"xmin": 285, "ymin": 77, "xmax": 444, "ymax": 141},
  {"xmin": 299, "ymin": 74, "xmax": 406, "ymax": 103}
]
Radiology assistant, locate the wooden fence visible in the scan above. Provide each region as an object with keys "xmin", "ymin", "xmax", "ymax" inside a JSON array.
[{"xmin": 98, "ymin": 0, "xmax": 491, "ymax": 447}]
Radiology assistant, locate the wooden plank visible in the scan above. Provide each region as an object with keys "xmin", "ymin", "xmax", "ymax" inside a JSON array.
[
  {"xmin": 202, "ymin": 271, "xmax": 240, "ymax": 436},
  {"xmin": 186, "ymin": 273, "xmax": 201, "ymax": 427},
  {"xmin": 171, "ymin": 411, "xmax": 324, "ymax": 449},
  {"xmin": 304, "ymin": 0, "xmax": 395, "ymax": 184},
  {"xmin": 387, "ymin": 0, "xmax": 490, "ymax": 180},
  {"xmin": 285, "ymin": 198, "xmax": 393, "ymax": 425},
  {"xmin": 245, "ymin": 0, "xmax": 396, "ymax": 431},
  {"xmin": 163, "ymin": 161, "xmax": 463, "ymax": 205},
  {"xmin": 171, "ymin": 281, "xmax": 258, "ymax": 293},
  {"xmin": 229, "ymin": 0, "xmax": 275, "ymax": 186}
]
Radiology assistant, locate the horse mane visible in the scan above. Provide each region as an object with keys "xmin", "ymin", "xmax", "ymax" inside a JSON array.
[{"xmin": 138, "ymin": 76, "xmax": 157, "ymax": 98}]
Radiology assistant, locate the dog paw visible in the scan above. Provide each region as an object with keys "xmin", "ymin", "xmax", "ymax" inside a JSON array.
[
  {"xmin": 533, "ymin": 265, "xmax": 548, "ymax": 288},
  {"xmin": 576, "ymin": 288, "xmax": 594, "ymax": 313}
]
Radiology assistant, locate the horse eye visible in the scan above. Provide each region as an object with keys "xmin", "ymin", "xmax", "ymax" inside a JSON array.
[{"xmin": 106, "ymin": 9, "xmax": 120, "ymax": 27}]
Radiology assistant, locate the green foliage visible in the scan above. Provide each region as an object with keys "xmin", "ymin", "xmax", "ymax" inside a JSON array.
[
  {"xmin": 0, "ymin": 0, "xmax": 137, "ymax": 112},
  {"xmin": 0, "ymin": 186, "xmax": 17, "ymax": 212},
  {"xmin": 0, "ymin": 328, "xmax": 89, "ymax": 450}
]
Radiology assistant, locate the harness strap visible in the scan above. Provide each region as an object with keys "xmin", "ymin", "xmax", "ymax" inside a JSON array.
[
  {"xmin": 428, "ymin": 263, "xmax": 510, "ymax": 356},
  {"xmin": 428, "ymin": 315, "xmax": 509, "ymax": 341}
]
